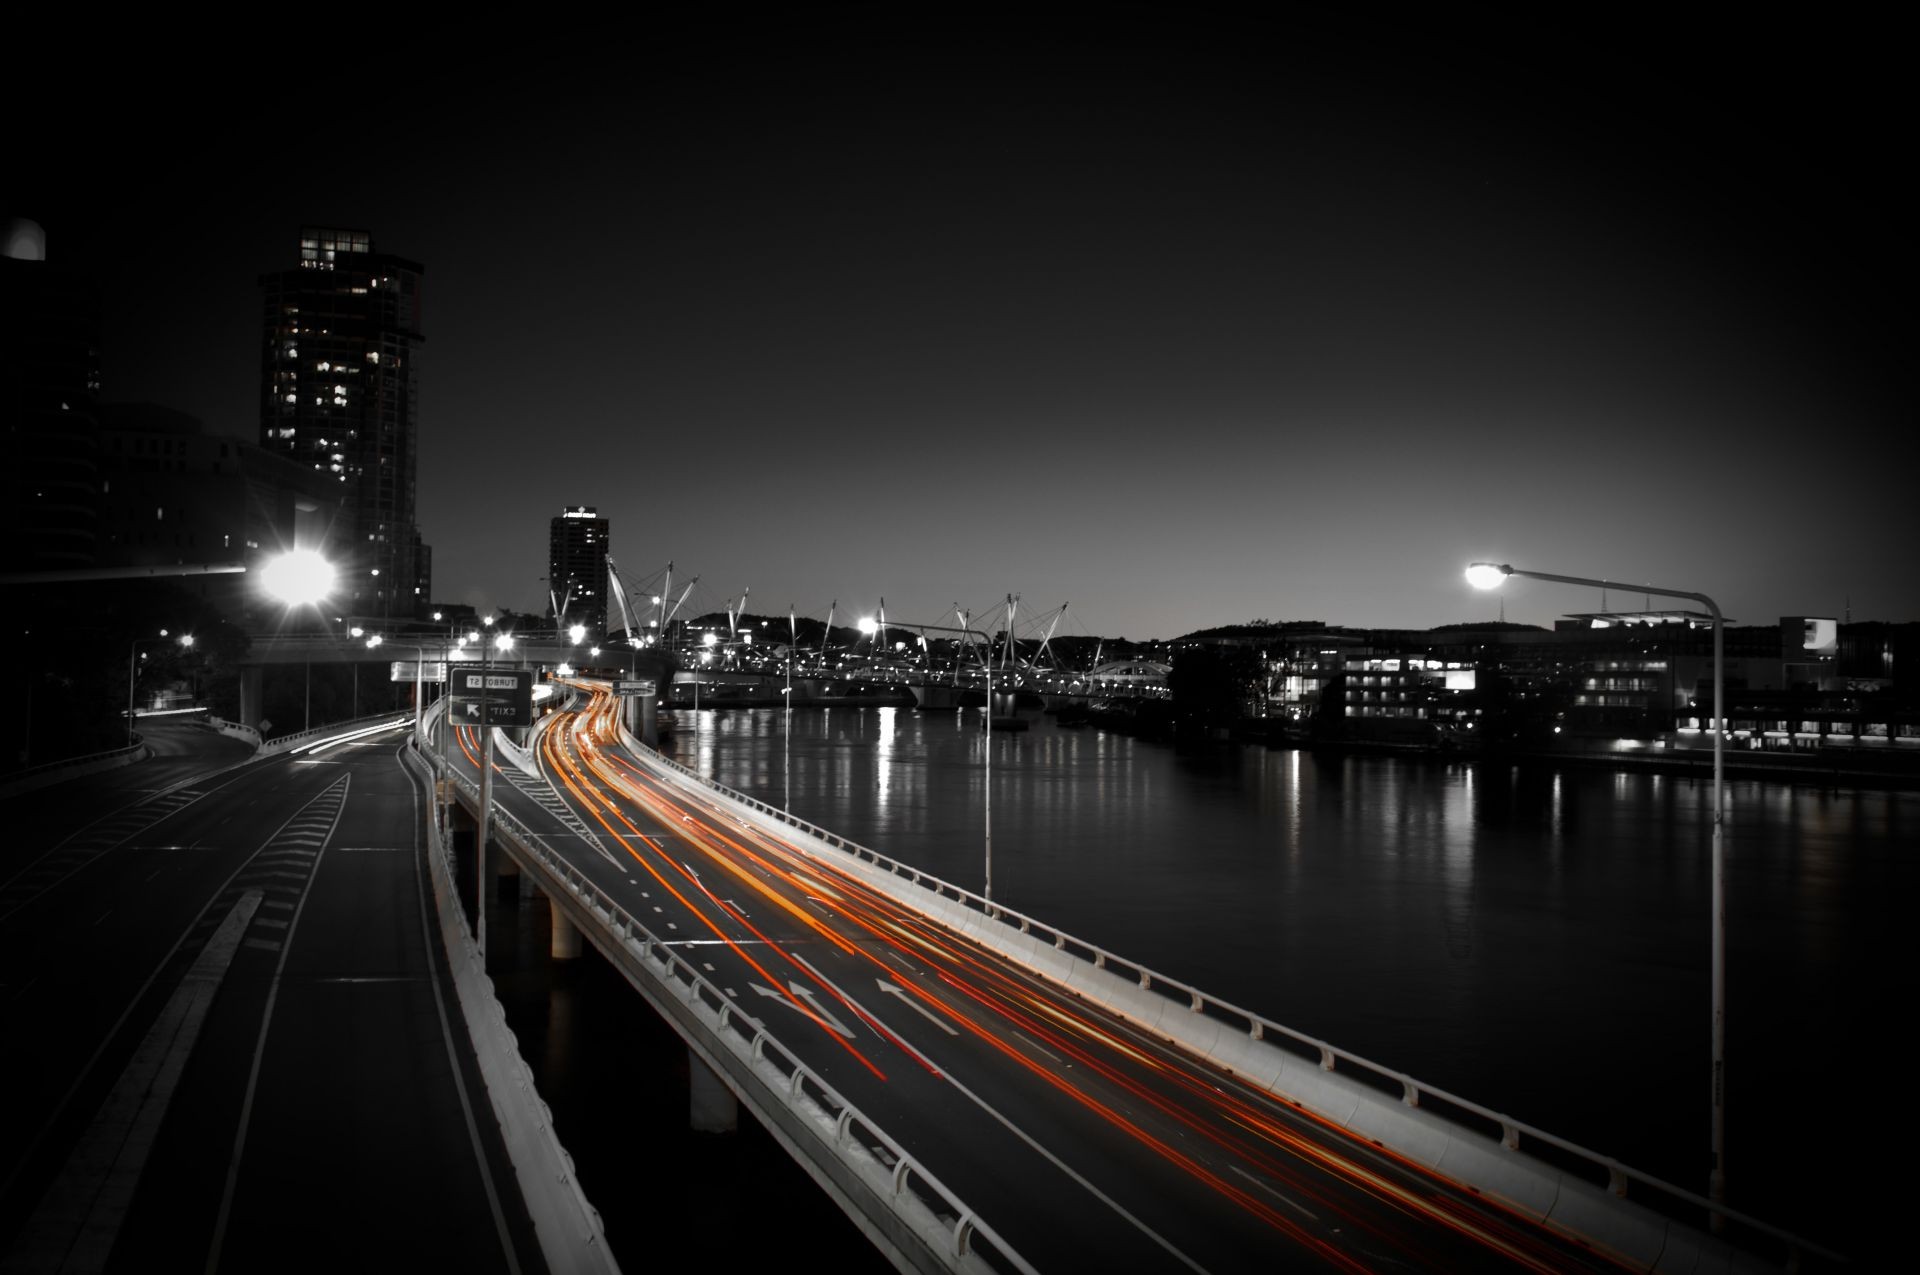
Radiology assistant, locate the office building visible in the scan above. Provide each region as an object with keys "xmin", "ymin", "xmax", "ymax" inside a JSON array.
[
  {"xmin": 2, "ymin": 218, "xmax": 102, "ymax": 573},
  {"xmin": 548, "ymin": 506, "xmax": 610, "ymax": 636},
  {"xmin": 259, "ymin": 227, "xmax": 429, "ymax": 621}
]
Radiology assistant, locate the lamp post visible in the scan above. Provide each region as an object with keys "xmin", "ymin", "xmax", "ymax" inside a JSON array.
[
  {"xmin": 261, "ymin": 549, "xmax": 336, "ymax": 732},
  {"xmin": 126, "ymin": 630, "xmax": 192, "ymax": 747},
  {"xmin": 1467, "ymin": 561, "xmax": 1726, "ymax": 1224}
]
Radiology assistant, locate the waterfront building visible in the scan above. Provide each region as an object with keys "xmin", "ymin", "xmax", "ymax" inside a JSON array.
[{"xmin": 258, "ymin": 227, "xmax": 430, "ymax": 623}]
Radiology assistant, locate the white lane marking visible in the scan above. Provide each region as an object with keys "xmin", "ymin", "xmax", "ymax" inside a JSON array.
[
  {"xmin": 748, "ymin": 982, "xmax": 855, "ymax": 1039},
  {"xmin": 876, "ymin": 980, "xmax": 960, "ymax": 1036},
  {"xmin": 1229, "ymin": 1164, "xmax": 1320, "ymax": 1221},
  {"xmin": 934, "ymin": 1041, "xmax": 1212, "ymax": 1274},
  {"xmin": 397, "ymin": 738, "xmax": 521, "ymax": 1272},
  {"xmin": 5, "ymin": 891, "xmax": 265, "ymax": 1273}
]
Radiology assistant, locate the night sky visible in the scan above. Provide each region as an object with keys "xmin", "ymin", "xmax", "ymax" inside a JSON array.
[{"xmin": 14, "ymin": 15, "xmax": 1907, "ymax": 639}]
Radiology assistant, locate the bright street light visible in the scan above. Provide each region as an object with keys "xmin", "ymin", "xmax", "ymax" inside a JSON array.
[
  {"xmin": 1467, "ymin": 559, "xmax": 1728, "ymax": 1226},
  {"xmin": 569, "ymin": 623, "xmax": 587, "ymax": 644},
  {"xmin": 260, "ymin": 549, "xmax": 336, "ymax": 607}
]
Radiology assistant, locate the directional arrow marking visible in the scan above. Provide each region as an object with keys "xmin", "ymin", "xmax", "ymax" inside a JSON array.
[
  {"xmin": 877, "ymin": 980, "xmax": 959, "ymax": 1035},
  {"xmin": 748, "ymin": 982, "xmax": 855, "ymax": 1038}
]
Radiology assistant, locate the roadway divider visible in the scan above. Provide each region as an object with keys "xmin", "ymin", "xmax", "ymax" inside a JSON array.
[
  {"xmin": 258, "ymin": 712, "xmax": 414, "ymax": 757},
  {"xmin": 207, "ymin": 716, "xmax": 262, "ymax": 747},
  {"xmin": 401, "ymin": 737, "xmax": 621, "ymax": 1275},
  {"xmin": 615, "ymin": 723, "xmax": 1840, "ymax": 1275},
  {"xmin": 428, "ymin": 732, "xmax": 1037, "ymax": 1275},
  {"xmin": 490, "ymin": 727, "xmax": 542, "ymax": 779}
]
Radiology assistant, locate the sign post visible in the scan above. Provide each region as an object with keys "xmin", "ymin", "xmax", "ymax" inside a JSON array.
[{"xmin": 448, "ymin": 664, "xmax": 532, "ymax": 956}]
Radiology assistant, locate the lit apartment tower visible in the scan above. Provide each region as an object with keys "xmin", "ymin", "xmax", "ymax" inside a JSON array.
[
  {"xmin": 259, "ymin": 227, "xmax": 430, "ymax": 620},
  {"xmin": 548, "ymin": 506, "xmax": 610, "ymax": 636}
]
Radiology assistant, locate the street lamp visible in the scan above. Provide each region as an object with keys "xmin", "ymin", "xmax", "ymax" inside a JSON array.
[
  {"xmin": 1467, "ymin": 560, "xmax": 1727, "ymax": 1224},
  {"xmin": 127, "ymin": 630, "xmax": 192, "ymax": 746},
  {"xmin": 261, "ymin": 549, "xmax": 336, "ymax": 731}
]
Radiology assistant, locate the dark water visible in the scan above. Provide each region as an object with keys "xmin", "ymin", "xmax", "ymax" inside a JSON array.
[{"xmin": 658, "ymin": 705, "xmax": 1910, "ymax": 1260}]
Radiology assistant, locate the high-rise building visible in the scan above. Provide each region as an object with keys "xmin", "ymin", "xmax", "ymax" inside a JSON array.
[
  {"xmin": 2, "ymin": 218, "xmax": 102, "ymax": 573},
  {"xmin": 548, "ymin": 506, "xmax": 610, "ymax": 636},
  {"xmin": 259, "ymin": 227, "xmax": 429, "ymax": 621}
]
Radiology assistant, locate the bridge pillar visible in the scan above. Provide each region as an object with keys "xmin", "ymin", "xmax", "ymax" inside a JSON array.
[
  {"xmin": 688, "ymin": 1051, "xmax": 738, "ymax": 1134},
  {"xmin": 619, "ymin": 692, "xmax": 658, "ymax": 747},
  {"xmin": 549, "ymin": 898, "xmax": 581, "ymax": 960},
  {"xmin": 239, "ymin": 665, "xmax": 264, "ymax": 732},
  {"xmin": 639, "ymin": 691, "xmax": 658, "ymax": 748}
]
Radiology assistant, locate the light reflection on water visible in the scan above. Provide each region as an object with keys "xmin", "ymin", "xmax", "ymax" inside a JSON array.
[{"xmin": 665, "ymin": 705, "xmax": 1912, "ymax": 1254}]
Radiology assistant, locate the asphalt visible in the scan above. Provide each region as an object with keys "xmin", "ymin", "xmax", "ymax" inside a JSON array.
[{"xmin": 0, "ymin": 718, "xmax": 546, "ymax": 1274}]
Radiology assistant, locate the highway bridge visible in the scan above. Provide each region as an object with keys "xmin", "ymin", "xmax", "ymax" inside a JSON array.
[{"xmin": 422, "ymin": 679, "xmax": 1836, "ymax": 1274}]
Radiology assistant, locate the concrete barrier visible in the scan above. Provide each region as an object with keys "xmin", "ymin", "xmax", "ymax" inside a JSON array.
[{"xmin": 400, "ymin": 744, "xmax": 620, "ymax": 1275}]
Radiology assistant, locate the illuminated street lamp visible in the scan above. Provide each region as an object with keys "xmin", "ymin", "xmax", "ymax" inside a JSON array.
[
  {"xmin": 261, "ymin": 549, "xmax": 337, "ymax": 731},
  {"xmin": 1467, "ymin": 560, "xmax": 1727, "ymax": 1225}
]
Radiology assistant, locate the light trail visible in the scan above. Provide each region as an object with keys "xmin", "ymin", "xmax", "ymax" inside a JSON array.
[{"xmin": 537, "ymin": 682, "xmax": 1621, "ymax": 1272}]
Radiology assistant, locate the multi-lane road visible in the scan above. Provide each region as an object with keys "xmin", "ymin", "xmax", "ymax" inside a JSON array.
[
  {"xmin": 464, "ymin": 682, "xmax": 1636, "ymax": 1274},
  {"xmin": 0, "ymin": 718, "xmax": 538, "ymax": 1273}
]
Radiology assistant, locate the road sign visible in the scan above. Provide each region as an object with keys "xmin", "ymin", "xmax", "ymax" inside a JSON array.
[
  {"xmin": 448, "ymin": 667, "xmax": 534, "ymax": 726},
  {"xmin": 390, "ymin": 661, "xmax": 448, "ymax": 683},
  {"xmin": 615, "ymin": 679, "xmax": 656, "ymax": 696}
]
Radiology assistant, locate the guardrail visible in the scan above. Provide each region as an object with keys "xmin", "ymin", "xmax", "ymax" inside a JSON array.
[
  {"xmin": 429, "ymin": 739, "xmax": 1036, "ymax": 1275},
  {"xmin": 207, "ymin": 716, "xmax": 263, "ymax": 747},
  {"xmin": 258, "ymin": 711, "xmax": 414, "ymax": 756},
  {"xmin": 628, "ymin": 733, "xmax": 1842, "ymax": 1273},
  {"xmin": 0, "ymin": 740, "xmax": 150, "ymax": 799}
]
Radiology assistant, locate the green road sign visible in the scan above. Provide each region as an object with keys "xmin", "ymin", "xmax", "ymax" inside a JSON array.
[{"xmin": 448, "ymin": 668, "xmax": 534, "ymax": 727}]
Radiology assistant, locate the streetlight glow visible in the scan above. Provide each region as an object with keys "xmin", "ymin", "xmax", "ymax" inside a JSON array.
[
  {"xmin": 260, "ymin": 549, "xmax": 336, "ymax": 606},
  {"xmin": 1464, "ymin": 562, "xmax": 1511, "ymax": 590}
]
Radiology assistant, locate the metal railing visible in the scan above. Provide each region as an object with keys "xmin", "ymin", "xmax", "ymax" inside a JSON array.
[
  {"xmin": 426, "ymin": 739, "xmax": 1036, "ymax": 1275},
  {"xmin": 258, "ymin": 712, "xmax": 413, "ymax": 756},
  {"xmin": 629, "ymin": 737, "xmax": 1844, "ymax": 1271}
]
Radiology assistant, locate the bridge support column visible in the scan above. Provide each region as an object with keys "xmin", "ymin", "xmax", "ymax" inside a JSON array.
[
  {"xmin": 549, "ymin": 898, "xmax": 581, "ymax": 960},
  {"xmin": 238, "ymin": 665, "xmax": 264, "ymax": 732},
  {"xmin": 619, "ymin": 692, "xmax": 658, "ymax": 748},
  {"xmin": 688, "ymin": 1051, "xmax": 738, "ymax": 1134}
]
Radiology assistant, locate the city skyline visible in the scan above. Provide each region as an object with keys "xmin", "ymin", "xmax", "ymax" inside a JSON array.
[{"xmin": 11, "ymin": 17, "xmax": 1907, "ymax": 640}]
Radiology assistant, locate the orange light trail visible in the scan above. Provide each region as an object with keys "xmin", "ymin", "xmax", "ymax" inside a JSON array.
[{"xmin": 543, "ymin": 684, "xmax": 1610, "ymax": 1272}]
